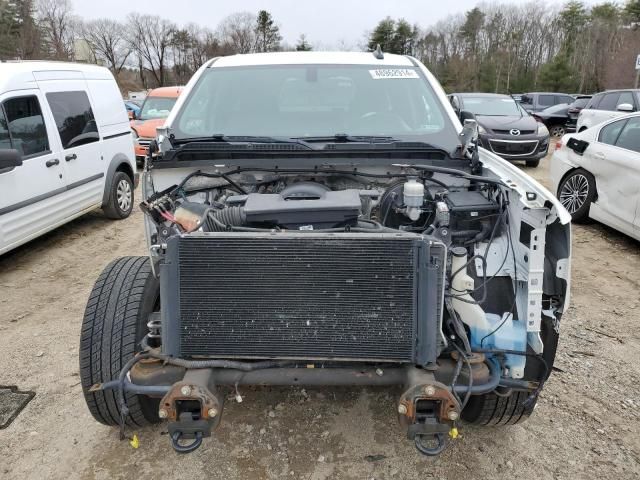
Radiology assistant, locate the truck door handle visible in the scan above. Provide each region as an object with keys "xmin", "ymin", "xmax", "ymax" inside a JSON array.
[
  {"xmin": 65, "ymin": 153, "xmax": 77, "ymax": 161},
  {"xmin": 46, "ymin": 158, "xmax": 60, "ymax": 168},
  {"xmin": 593, "ymin": 152, "xmax": 605, "ymax": 160}
]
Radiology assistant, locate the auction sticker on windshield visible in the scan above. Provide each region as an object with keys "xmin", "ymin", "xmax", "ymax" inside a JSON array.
[{"xmin": 369, "ymin": 69, "xmax": 419, "ymax": 79}]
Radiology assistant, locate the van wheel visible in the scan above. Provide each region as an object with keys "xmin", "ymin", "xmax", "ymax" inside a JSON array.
[
  {"xmin": 525, "ymin": 159, "xmax": 540, "ymax": 168},
  {"xmin": 103, "ymin": 171, "xmax": 134, "ymax": 219},
  {"xmin": 557, "ymin": 169, "xmax": 596, "ymax": 222},
  {"xmin": 79, "ymin": 256, "xmax": 160, "ymax": 426},
  {"xmin": 462, "ymin": 390, "xmax": 536, "ymax": 426}
]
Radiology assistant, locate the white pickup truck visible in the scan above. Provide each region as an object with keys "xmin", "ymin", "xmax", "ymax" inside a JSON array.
[{"xmin": 576, "ymin": 89, "xmax": 640, "ymax": 131}]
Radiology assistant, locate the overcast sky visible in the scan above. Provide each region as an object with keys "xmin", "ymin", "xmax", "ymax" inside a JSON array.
[{"xmin": 71, "ymin": 0, "xmax": 600, "ymax": 49}]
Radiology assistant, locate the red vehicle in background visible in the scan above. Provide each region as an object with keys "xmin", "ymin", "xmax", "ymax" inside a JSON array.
[{"xmin": 130, "ymin": 86, "xmax": 183, "ymax": 164}]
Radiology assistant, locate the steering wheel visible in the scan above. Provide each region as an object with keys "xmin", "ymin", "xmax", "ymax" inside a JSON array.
[{"xmin": 357, "ymin": 111, "xmax": 412, "ymax": 132}]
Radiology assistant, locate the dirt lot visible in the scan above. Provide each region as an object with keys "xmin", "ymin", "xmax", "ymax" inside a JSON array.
[{"xmin": 1, "ymin": 152, "xmax": 639, "ymax": 480}]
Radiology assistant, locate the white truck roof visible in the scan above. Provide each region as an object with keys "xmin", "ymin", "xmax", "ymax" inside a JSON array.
[
  {"xmin": 210, "ymin": 51, "xmax": 416, "ymax": 68},
  {"xmin": 0, "ymin": 61, "xmax": 114, "ymax": 93}
]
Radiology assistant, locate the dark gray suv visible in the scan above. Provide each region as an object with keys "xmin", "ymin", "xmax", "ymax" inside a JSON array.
[{"xmin": 449, "ymin": 93, "xmax": 550, "ymax": 167}]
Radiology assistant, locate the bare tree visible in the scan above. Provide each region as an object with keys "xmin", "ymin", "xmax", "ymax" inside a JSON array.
[
  {"xmin": 126, "ymin": 13, "xmax": 175, "ymax": 87},
  {"xmin": 218, "ymin": 12, "xmax": 256, "ymax": 54},
  {"xmin": 80, "ymin": 19, "xmax": 131, "ymax": 75},
  {"xmin": 36, "ymin": 0, "xmax": 75, "ymax": 60}
]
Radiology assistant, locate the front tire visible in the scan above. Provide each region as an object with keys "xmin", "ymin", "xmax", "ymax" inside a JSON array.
[
  {"xmin": 79, "ymin": 256, "xmax": 160, "ymax": 427},
  {"xmin": 525, "ymin": 159, "xmax": 540, "ymax": 168},
  {"xmin": 103, "ymin": 171, "xmax": 134, "ymax": 219},
  {"xmin": 557, "ymin": 168, "xmax": 596, "ymax": 222},
  {"xmin": 462, "ymin": 390, "xmax": 536, "ymax": 426}
]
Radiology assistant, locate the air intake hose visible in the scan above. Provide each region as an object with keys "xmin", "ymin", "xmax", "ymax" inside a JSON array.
[{"xmin": 206, "ymin": 206, "xmax": 247, "ymax": 231}]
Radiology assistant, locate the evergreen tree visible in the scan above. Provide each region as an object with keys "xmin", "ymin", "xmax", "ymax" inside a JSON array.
[
  {"xmin": 254, "ymin": 10, "xmax": 281, "ymax": 52},
  {"xmin": 368, "ymin": 17, "xmax": 396, "ymax": 52},
  {"xmin": 623, "ymin": 0, "xmax": 640, "ymax": 22},
  {"xmin": 295, "ymin": 34, "xmax": 312, "ymax": 51}
]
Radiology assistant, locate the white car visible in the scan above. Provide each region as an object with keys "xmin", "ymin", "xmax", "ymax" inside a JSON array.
[
  {"xmin": 576, "ymin": 89, "xmax": 639, "ymax": 132},
  {"xmin": 551, "ymin": 112, "xmax": 640, "ymax": 241},
  {"xmin": 0, "ymin": 61, "xmax": 137, "ymax": 255}
]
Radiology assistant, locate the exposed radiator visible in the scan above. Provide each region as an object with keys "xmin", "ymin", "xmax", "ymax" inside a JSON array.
[{"xmin": 161, "ymin": 232, "xmax": 445, "ymax": 365}]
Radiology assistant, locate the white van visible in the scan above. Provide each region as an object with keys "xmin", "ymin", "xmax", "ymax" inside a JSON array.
[{"xmin": 0, "ymin": 61, "xmax": 137, "ymax": 255}]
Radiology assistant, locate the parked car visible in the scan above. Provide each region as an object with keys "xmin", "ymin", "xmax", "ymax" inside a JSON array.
[
  {"xmin": 566, "ymin": 95, "xmax": 592, "ymax": 131},
  {"xmin": 448, "ymin": 92, "xmax": 549, "ymax": 167},
  {"xmin": 130, "ymin": 86, "xmax": 183, "ymax": 164},
  {"xmin": 0, "ymin": 61, "xmax": 137, "ymax": 256},
  {"xmin": 124, "ymin": 100, "xmax": 141, "ymax": 119},
  {"xmin": 576, "ymin": 89, "xmax": 640, "ymax": 132},
  {"xmin": 519, "ymin": 92, "xmax": 575, "ymax": 113},
  {"xmin": 533, "ymin": 103, "xmax": 570, "ymax": 137},
  {"xmin": 81, "ymin": 52, "xmax": 571, "ymax": 456},
  {"xmin": 551, "ymin": 112, "xmax": 640, "ymax": 241}
]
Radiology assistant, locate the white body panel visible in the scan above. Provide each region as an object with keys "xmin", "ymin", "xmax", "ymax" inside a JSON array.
[
  {"xmin": 0, "ymin": 61, "xmax": 135, "ymax": 255},
  {"xmin": 550, "ymin": 113, "xmax": 640, "ymax": 241}
]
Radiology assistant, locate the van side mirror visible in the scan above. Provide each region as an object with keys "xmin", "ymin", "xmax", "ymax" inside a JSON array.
[
  {"xmin": 0, "ymin": 149, "xmax": 22, "ymax": 170},
  {"xmin": 617, "ymin": 103, "xmax": 633, "ymax": 112}
]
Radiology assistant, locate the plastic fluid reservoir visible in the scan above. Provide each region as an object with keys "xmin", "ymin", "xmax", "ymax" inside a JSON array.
[
  {"xmin": 471, "ymin": 313, "xmax": 527, "ymax": 378},
  {"xmin": 403, "ymin": 179, "xmax": 424, "ymax": 221}
]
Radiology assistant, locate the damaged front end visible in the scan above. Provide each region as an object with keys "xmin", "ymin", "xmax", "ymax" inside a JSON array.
[{"xmin": 87, "ymin": 135, "xmax": 570, "ymax": 455}]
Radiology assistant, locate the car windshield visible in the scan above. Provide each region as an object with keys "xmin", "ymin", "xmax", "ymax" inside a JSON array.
[
  {"xmin": 139, "ymin": 97, "xmax": 177, "ymax": 120},
  {"xmin": 171, "ymin": 65, "xmax": 460, "ymax": 151},
  {"xmin": 462, "ymin": 97, "xmax": 522, "ymax": 116}
]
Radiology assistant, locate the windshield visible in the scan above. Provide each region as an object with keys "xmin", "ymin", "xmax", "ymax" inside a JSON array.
[
  {"xmin": 172, "ymin": 65, "xmax": 459, "ymax": 150},
  {"xmin": 139, "ymin": 96, "xmax": 177, "ymax": 120},
  {"xmin": 462, "ymin": 97, "xmax": 522, "ymax": 116}
]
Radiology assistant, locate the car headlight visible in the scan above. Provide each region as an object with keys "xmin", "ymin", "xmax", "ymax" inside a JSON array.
[
  {"xmin": 537, "ymin": 122, "xmax": 549, "ymax": 136},
  {"xmin": 477, "ymin": 124, "xmax": 487, "ymax": 134}
]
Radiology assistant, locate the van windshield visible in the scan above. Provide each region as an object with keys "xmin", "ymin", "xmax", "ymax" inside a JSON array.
[
  {"xmin": 171, "ymin": 65, "xmax": 460, "ymax": 151},
  {"xmin": 139, "ymin": 97, "xmax": 177, "ymax": 120}
]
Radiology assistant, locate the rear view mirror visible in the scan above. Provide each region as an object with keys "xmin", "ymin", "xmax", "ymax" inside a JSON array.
[
  {"xmin": 0, "ymin": 149, "xmax": 22, "ymax": 170},
  {"xmin": 617, "ymin": 103, "xmax": 633, "ymax": 112}
]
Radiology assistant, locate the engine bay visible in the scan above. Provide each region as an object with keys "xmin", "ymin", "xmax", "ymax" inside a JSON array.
[{"xmin": 141, "ymin": 169, "xmax": 503, "ymax": 247}]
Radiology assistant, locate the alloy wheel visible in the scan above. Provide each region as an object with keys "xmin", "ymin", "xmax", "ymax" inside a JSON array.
[
  {"xmin": 559, "ymin": 174, "xmax": 589, "ymax": 214},
  {"xmin": 550, "ymin": 125, "xmax": 565, "ymax": 137}
]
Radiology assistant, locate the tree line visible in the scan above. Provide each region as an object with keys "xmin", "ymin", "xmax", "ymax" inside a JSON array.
[
  {"xmin": 368, "ymin": 1, "xmax": 640, "ymax": 93},
  {"xmin": 1, "ymin": 0, "xmax": 640, "ymax": 94},
  {"xmin": 0, "ymin": 0, "xmax": 311, "ymax": 91}
]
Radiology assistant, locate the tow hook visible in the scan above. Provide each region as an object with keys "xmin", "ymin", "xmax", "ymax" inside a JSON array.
[
  {"xmin": 168, "ymin": 412, "xmax": 207, "ymax": 454},
  {"xmin": 159, "ymin": 369, "xmax": 224, "ymax": 454},
  {"xmin": 398, "ymin": 370, "xmax": 460, "ymax": 457}
]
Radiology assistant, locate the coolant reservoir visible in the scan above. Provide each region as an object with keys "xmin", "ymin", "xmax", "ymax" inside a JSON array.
[{"xmin": 403, "ymin": 179, "xmax": 424, "ymax": 220}]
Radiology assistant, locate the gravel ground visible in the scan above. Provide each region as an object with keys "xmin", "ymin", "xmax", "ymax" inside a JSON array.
[{"xmin": 1, "ymin": 151, "xmax": 639, "ymax": 480}]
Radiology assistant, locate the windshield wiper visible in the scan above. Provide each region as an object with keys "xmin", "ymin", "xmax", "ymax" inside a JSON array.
[
  {"xmin": 171, "ymin": 134, "xmax": 314, "ymax": 150},
  {"xmin": 293, "ymin": 134, "xmax": 451, "ymax": 153},
  {"xmin": 293, "ymin": 134, "xmax": 400, "ymax": 143}
]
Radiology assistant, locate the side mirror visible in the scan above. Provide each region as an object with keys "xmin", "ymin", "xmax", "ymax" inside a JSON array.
[
  {"xmin": 617, "ymin": 103, "xmax": 633, "ymax": 112},
  {"xmin": 459, "ymin": 110, "xmax": 476, "ymax": 123},
  {"xmin": 0, "ymin": 149, "xmax": 22, "ymax": 170},
  {"xmin": 128, "ymin": 110, "xmax": 136, "ymax": 120}
]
